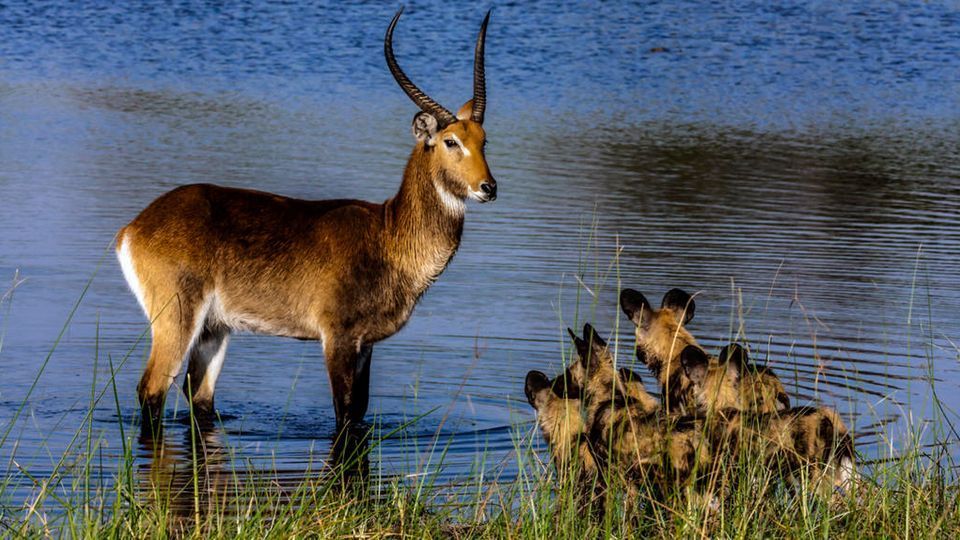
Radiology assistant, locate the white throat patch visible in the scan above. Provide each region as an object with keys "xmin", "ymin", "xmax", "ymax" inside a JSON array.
[{"xmin": 435, "ymin": 180, "xmax": 465, "ymax": 216}]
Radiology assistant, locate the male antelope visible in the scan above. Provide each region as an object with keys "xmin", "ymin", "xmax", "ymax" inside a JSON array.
[{"xmin": 116, "ymin": 9, "xmax": 497, "ymax": 430}]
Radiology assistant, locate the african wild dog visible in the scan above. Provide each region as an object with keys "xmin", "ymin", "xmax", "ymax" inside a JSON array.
[
  {"xmin": 681, "ymin": 345, "xmax": 856, "ymax": 499},
  {"xmin": 525, "ymin": 370, "xmax": 596, "ymax": 476},
  {"xmin": 524, "ymin": 326, "xmax": 656, "ymax": 474},
  {"xmin": 680, "ymin": 344, "xmax": 791, "ymax": 415},
  {"xmin": 618, "ymin": 288, "xmax": 719, "ymax": 413},
  {"xmin": 571, "ymin": 324, "xmax": 719, "ymax": 507}
]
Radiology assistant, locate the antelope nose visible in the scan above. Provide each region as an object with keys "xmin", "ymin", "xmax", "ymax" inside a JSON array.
[{"xmin": 479, "ymin": 179, "xmax": 497, "ymax": 201}]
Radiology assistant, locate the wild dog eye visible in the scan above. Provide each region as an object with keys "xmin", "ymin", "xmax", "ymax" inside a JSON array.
[{"xmin": 443, "ymin": 139, "xmax": 457, "ymax": 149}]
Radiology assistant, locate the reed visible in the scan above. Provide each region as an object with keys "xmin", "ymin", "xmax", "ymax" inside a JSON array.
[{"xmin": 2, "ymin": 252, "xmax": 958, "ymax": 538}]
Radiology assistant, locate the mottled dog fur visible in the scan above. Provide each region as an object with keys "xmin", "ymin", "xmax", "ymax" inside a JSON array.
[
  {"xmin": 681, "ymin": 344, "xmax": 790, "ymax": 415},
  {"xmin": 524, "ymin": 326, "xmax": 656, "ymax": 474},
  {"xmin": 681, "ymin": 345, "xmax": 855, "ymax": 497},
  {"xmin": 571, "ymin": 324, "xmax": 717, "ymax": 506}
]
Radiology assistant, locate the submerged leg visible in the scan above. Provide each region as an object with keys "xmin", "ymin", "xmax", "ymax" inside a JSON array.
[
  {"xmin": 182, "ymin": 322, "xmax": 230, "ymax": 420},
  {"xmin": 138, "ymin": 291, "xmax": 207, "ymax": 436},
  {"xmin": 323, "ymin": 339, "xmax": 373, "ymax": 428}
]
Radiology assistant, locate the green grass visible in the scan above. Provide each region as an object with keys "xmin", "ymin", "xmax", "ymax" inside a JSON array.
[
  {"xmin": 3, "ymin": 394, "xmax": 958, "ymax": 539},
  {"xmin": 3, "ymin": 251, "xmax": 960, "ymax": 539}
]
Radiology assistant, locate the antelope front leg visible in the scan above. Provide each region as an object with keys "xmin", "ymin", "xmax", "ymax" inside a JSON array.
[{"xmin": 324, "ymin": 339, "xmax": 373, "ymax": 428}]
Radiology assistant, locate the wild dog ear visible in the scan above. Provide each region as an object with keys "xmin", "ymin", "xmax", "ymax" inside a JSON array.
[
  {"xmin": 661, "ymin": 288, "xmax": 695, "ymax": 325},
  {"xmin": 567, "ymin": 327, "xmax": 590, "ymax": 363},
  {"xmin": 524, "ymin": 370, "xmax": 552, "ymax": 408},
  {"xmin": 550, "ymin": 370, "xmax": 581, "ymax": 400},
  {"xmin": 583, "ymin": 323, "xmax": 610, "ymax": 372},
  {"xmin": 582, "ymin": 323, "xmax": 607, "ymax": 350},
  {"xmin": 412, "ymin": 112, "xmax": 439, "ymax": 145},
  {"xmin": 680, "ymin": 345, "xmax": 710, "ymax": 386},
  {"xmin": 719, "ymin": 343, "xmax": 749, "ymax": 372},
  {"xmin": 620, "ymin": 289, "xmax": 654, "ymax": 328},
  {"xmin": 618, "ymin": 367, "xmax": 643, "ymax": 385}
]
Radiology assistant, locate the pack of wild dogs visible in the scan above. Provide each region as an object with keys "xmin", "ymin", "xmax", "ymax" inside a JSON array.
[
  {"xmin": 114, "ymin": 9, "xmax": 855, "ymax": 513},
  {"xmin": 525, "ymin": 288, "xmax": 856, "ymax": 511}
]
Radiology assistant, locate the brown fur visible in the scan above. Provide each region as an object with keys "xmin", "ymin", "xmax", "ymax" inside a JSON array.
[
  {"xmin": 680, "ymin": 343, "xmax": 791, "ymax": 415},
  {"xmin": 572, "ymin": 324, "xmax": 717, "ymax": 507},
  {"xmin": 705, "ymin": 405, "xmax": 856, "ymax": 499},
  {"xmin": 118, "ymin": 16, "xmax": 497, "ymax": 430},
  {"xmin": 619, "ymin": 288, "xmax": 709, "ymax": 413},
  {"xmin": 525, "ymin": 370, "xmax": 596, "ymax": 476},
  {"xmin": 719, "ymin": 344, "xmax": 791, "ymax": 414}
]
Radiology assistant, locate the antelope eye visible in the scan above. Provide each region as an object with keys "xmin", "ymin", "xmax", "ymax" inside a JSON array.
[{"xmin": 443, "ymin": 139, "xmax": 457, "ymax": 149}]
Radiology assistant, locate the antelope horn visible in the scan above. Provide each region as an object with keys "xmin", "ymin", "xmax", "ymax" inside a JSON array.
[
  {"xmin": 471, "ymin": 10, "xmax": 490, "ymax": 123},
  {"xmin": 384, "ymin": 8, "xmax": 456, "ymax": 126}
]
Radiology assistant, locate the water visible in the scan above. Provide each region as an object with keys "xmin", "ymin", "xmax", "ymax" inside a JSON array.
[{"xmin": 2, "ymin": 0, "xmax": 960, "ymax": 517}]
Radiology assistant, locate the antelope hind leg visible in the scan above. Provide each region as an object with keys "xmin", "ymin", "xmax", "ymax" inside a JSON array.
[{"xmin": 182, "ymin": 322, "xmax": 230, "ymax": 421}]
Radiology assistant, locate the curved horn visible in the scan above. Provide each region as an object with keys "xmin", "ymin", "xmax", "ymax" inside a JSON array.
[
  {"xmin": 471, "ymin": 10, "xmax": 490, "ymax": 123},
  {"xmin": 384, "ymin": 8, "xmax": 456, "ymax": 126}
]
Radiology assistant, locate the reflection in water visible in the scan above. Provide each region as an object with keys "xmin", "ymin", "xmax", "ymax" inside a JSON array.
[{"xmin": 137, "ymin": 420, "xmax": 371, "ymax": 529}]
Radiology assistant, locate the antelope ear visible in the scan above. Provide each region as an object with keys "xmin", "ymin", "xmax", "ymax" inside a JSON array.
[
  {"xmin": 457, "ymin": 100, "xmax": 475, "ymax": 121},
  {"xmin": 412, "ymin": 112, "xmax": 439, "ymax": 145},
  {"xmin": 720, "ymin": 343, "xmax": 749, "ymax": 372},
  {"xmin": 620, "ymin": 289, "xmax": 654, "ymax": 328},
  {"xmin": 680, "ymin": 345, "xmax": 710, "ymax": 386},
  {"xmin": 525, "ymin": 370, "xmax": 551, "ymax": 408},
  {"xmin": 661, "ymin": 288, "xmax": 695, "ymax": 325}
]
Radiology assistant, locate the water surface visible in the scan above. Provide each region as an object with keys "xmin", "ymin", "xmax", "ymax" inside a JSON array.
[{"xmin": 2, "ymin": 0, "xmax": 960, "ymax": 516}]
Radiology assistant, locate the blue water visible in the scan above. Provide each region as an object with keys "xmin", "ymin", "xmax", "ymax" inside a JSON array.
[{"xmin": 2, "ymin": 0, "xmax": 959, "ymax": 518}]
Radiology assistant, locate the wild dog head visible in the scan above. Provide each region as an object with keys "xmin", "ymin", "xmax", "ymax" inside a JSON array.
[
  {"xmin": 619, "ymin": 288, "xmax": 699, "ymax": 412},
  {"xmin": 719, "ymin": 344, "xmax": 790, "ymax": 413},
  {"xmin": 524, "ymin": 370, "xmax": 594, "ymax": 472},
  {"xmin": 680, "ymin": 345, "xmax": 740, "ymax": 415},
  {"xmin": 568, "ymin": 324, "xmax": 660, "ymax": 417},
  {"xmin": 679, "ymin": 342, "xmax": 791, "ymax": 416}
]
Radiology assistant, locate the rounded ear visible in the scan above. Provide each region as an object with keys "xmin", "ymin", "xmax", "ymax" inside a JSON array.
[
  {"xmin": 719, "ymin": 343, "xmax": 748, "ymax": 372},
  {"xmin": 620, "ymin": 289, "xmax": 653, "ymax": 327},
  {"xmin": 661, "ymin": 288, "xmax": 695, "ymax": 325},
  {"xmin": 525, "ymin": 370, "xmax": 551, "ymax": 408},
  {"xmin": 412, "ymin": 112, "xmax": 439, "ymax": 145},
  {"xmin": 457, "ymin": 99, "xmax": 475, "ymax": 121},
  {"xmin": 680, "ymin": 345, "xmax": 709, "ymax": 386},
  {"xmin": 550, "ymin": 371, "xmax": 581, "ymax": 400}
]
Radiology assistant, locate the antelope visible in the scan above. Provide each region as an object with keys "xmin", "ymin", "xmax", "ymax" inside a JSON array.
[{"xmin": 116, "ymin": 8, "xmax": 497, "ymax": 431}]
